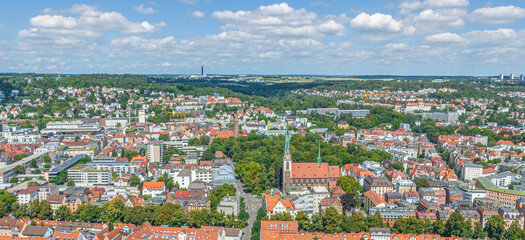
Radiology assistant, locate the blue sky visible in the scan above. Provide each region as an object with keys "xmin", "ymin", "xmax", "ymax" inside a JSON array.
[{"xmin": 0, "ymin": 0, "xmax": 524, "ymax": 75}]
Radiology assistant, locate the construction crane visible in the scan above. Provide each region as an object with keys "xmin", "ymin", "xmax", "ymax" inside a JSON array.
[{"xmin": 167, "ymin": 111, "xmax": 189, "ymax": 130}]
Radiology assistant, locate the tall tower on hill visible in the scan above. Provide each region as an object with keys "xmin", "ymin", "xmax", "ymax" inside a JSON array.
[{"xmin": 282, "ymin": 124, "xmax": 292, "ymax": 194}]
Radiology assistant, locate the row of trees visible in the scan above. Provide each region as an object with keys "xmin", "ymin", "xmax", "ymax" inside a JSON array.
[{"xmin": 13, "ymin": 198, "xmax": 245, "ymax": 229}]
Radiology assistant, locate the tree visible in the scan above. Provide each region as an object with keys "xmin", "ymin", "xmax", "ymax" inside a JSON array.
[
  {"xmin": 130, "ymin": 175, "xmax": 141, "ymax": 186},
  {"xmin": 54, "ymin": 205, "xmax": 73, "ymax": 221},
  {"xmin": 484, "ymin": 215, "xmax": 506, "ymax": 239},
  {"xmin": 67, "ymin": 178, "xmax": 75, "ymax": 187},
  {"xmin": 341, "ymin": 212, "xmax": 366, "ymax": 233},
  {"xmin": 0, "ymin": 190, "xmax": 18, "ymax": 212},
  {"xmin": 27, "ymin": 181, "xmax": 40, "ymax": 187},
  {"xmin": 507, "ymin": 220, "xmax": 524, "ymax": 240},
  {"xmin": 295, "ymin": 211, "xmax": 310, "ymax": 230},
  {"xmin": 432, "ymin": 220, "xmax": 446, "ymax": 235},
  {"xmin": 13, "ymin": 165, "xmax": 25, "ymax": 174},
  {"xmin": 43, "ymin": 155, "xmax": 52, "ymax": 163},
  {"xmin": 340, "ymin": 193, "xmax": 356, "ymax": 212},
  {"xmin": 159, "ymin": 134, "xmax": 171, "ymax": 141},
  {"xmin": 30, "ymin": 159, "xmax": 37, "ymax": 168},
  {"xmin": 445, "ymin": 212, "xmax": 465, "ymax": 237},
  {"xmin": 35, "ymin": 201, "xmax": 53, "ymax": 220},
  {"xmin": 392, "ymin": 216, "xmax": 425, "ymax": 234},
  {"xmin": 322, "ymin": 207, "xmax": 341, "ymax": 233},
  {"xmin": 210, "ymin": 184, "xmax": 236, "ymax": 211},
  {"xmin": 15, "ymin": 153, "xmax": 28, "ymax": 161},
  {"xmin": 367, "ymin": 212, "xmax": 386, "ymax": 229},
  {"xmin": 100, "ymin": 203, "xmax": 123, "ymax": 223},
  {"xmin": 337, "ymin": 176, "xmax": 361, "ymax": 194},
  {"xmin": 390, "ymin": 162, "xmax": 404, "ymax": 172},
  {"xmin": 122, "ymin": 206, "xmax": 147, "ymax": 225},
  {"xmin": 473, "ymin": 220, "xmax": 485, "ymax": 239},
  {"xmin": 75, "ymin": 204, "xmax": 101, "ymax": 222},
  {"xmin": 0, "ymin": 202, "xmax": 9, "ymax": 218},
  {"xmin": 9, "ymin": 177, "xmax": 18, "ymax": 184},
  {"xmin": 416, "ymin": 178, "xmax": 429, "ymax": 189}
]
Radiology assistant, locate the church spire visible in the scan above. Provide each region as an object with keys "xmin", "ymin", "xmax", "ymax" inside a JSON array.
[
  {"xmin": 317, "ymin": 141, "xmax": 321, "ymax": 166},
  {"xmin": 284, "ymin": 124, "xmax": 290, "ymax": 155}
]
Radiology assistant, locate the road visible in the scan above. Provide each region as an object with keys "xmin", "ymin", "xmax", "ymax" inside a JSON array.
[{"xmin": 233, "ymin": 165, "xmax": 260, "ymax": 240}]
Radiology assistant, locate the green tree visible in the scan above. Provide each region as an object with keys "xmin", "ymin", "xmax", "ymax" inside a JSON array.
[
  {"xmin": 507, "ymin": 220, "xmax": 524, "ymax": 240},
  {"xmin": 122, "ymin": 206, "xmax": 147, "ymax": 225},
  {"xmin": 484, "ymin": 215, "xmax": 506, "ymax": 239},
  {"xmin": 13, "ymin": 165, "xmax": 25, "ymax": 174},
  {"xmin": 341, "ymin": 212, "xmax": 367, "ymax": 233},
  {"xmin": 336, "ymin": 176, "xmax": 361, "ymax": 194},
  {"xmin": 392, "ymin": 216, "xmax": 425, "ymax": 234},
  {"xmin": 322, "ymin": 207, "xmax": 342, "ymax": 233},
  {"xmin": 54, "ymin": 205, "xmax": 73, "ymax": 221},
  {"xmin": 9, "ymin": 177, "xmax": 18, "ymax": 184},
  {"xmin": 67, "ymin": 178, "xmax": 75, "ymax": 187},
  {"xmin": 432, "ymin": 220, "xmax": 446, "ymax": 235},
  {"xmin": 473, "ymin": 220, "xmax": 485, "ymax": 239},
  {"xmin": 390, "ymin": 162, "xmax": 404, "ymax": 172},
  {"xmin": 0, "ymin": 190, "xmax": 17, "ymax": 212},
  {"xmin": 367, "ymin": 211, "xmax": 386, "ymax": 229},
  {"xmin": 295, "ymin": 211, "xmax": 310, "ymax": 230},
  {"xmin": 445, "ymin": 212, "xmax": 466, "ymax": 237},
  {"xmin": 30, "ymin": 159, "xmax": 37, "ymax": 168},
  {"xmin": 43, "ymin": 155, "xmax": 52, "ymax": 163},
  {"xmin": 130, "ymin": 175, "xmax": 141, "ymax": 186},
  {"xmin": 15, "ymin": 153, "xmax": 29, "ymax": 161},
  {"xmin": 416, "ymin": 178, "xmax": 429, "ymax": 190},
  {"xmin": 159, "ymin": 134, "xmax": 171, "ymax": 141},
  {"xmin": 35, "ymin": 201, "xmax": 53, "ymax": 220},
  {"xmin": 100, "ymin": 203, "xmax": 123, "ymax": 223},
  {"xmin": 0, "ymin": 202, "xmax": 9, "ymax": 217},
  {"xmin": 210, "ymin": 184, "xmax": 236, "ymax": 211},
  {"xmin": 74, "ymin": 204, "xmax": 101, "ymax": 222}
]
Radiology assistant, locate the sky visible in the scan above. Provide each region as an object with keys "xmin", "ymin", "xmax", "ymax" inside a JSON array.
[{"xmin": 0, "ymin": 0, "xmax": 524, "ymax": 75}]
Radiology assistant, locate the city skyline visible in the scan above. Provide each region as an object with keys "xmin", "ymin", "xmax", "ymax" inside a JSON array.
[{"xmin": 1, "ymin": 0, "xmax": 525, "ymax": 75}]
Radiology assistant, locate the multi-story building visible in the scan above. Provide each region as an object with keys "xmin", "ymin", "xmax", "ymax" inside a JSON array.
[
  {"xmin": 462, "ymin": 164, "xmax": 483, "ymax": 181},
  {"xmin": 147, "ymin": 142, "xmax": 163, "ymax": 163},
  {"xmin": 142, "ymin": 182, "xmax": 165, "ymax": 198},
  {"xmin": 312, "ymin": 186, "xmax": 330, "ymax": 215},
  {"xmin": 475, "ymin": 177, "xmax": 525, "ymax": 208},
  {"xmin": 445, "ymin": 188, "xmax": 463, "ymax": 204},
  {"xmin": 18, "ymin": 186, "xmax": 40, "ymax": 205},
  {"xmin": 396, "ymin": 180, "xmax": 416, "ymax": 194},
  {"xmin": 263, "ymin": 189, "xmax": 296, "ymax": 218},
  {"xmin": 369, "ymin": 205, "xmax": 416, "ymax": 227},
  {"xmin": 38, "ymin": 185, "xmax": 59, "ymax": 202},
  {"xmin": 89, "ymin": 157, "xmax": 139, "ymax": 174},
  {"xmin": 499, "ymin": 207, "xmax": 524, "ymax": 229},
  {"xmin": 67, "ymin": 164, "xmax": 111, "ymax": 187},
  {"xmin": 459, "ymin": 186, "xmax": 487, "ymax": 204},
  {"xmin": 363, "ymin": 176, "xmax": 393, "ymax": 199}
]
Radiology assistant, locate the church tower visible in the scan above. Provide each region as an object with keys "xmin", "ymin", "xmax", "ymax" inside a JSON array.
[{"xmin": 282, "ymin": 125, "xmax": 293, "ymax": 194}]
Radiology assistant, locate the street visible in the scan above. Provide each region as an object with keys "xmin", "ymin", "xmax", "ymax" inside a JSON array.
[{"xmin": 233, "ymin": 168, "xmax": 260, "ymax": 240}]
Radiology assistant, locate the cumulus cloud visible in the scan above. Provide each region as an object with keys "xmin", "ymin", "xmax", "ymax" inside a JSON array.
[
  {"xmin": 18, "ymin": 4, "xmax": 164, "ymax": 45},
  {"xmin": 399, "ymin": 0, "xmax": 423, "ymax": 14},
  {"xmin": 423, "ymin": 0, "xmax": 469, "ymax": 8},
  {"xmin": 465, "ymin": 28, "xmax": 521, "ymax": 44},
  {"xmin": 310, "ymin": 1, "xmax": 331, "ymax": 7},
  {"xmin": 211, "ymin": 3, "xmax": 345, "ymax": 40},
  {"xmin": 350, "ymin": 12, "xmax": 415, "ymax": 37},
  {"xmin": 425, "ymin": 32, "xmax": 467, "ymax": 44},
  {"xmin": 192, "ymin": 11, "xmax": 205, "ymax": 18},
  {"xmin": 110, "ymin": 36, "xmax": 176, "ymax": 51},
  {"xmin": 408, "ymin": 8, "xmax": 466, "ymax": 32},
  {"xmin": 135, "ymin": 4, "xmax": 157, "ymax": 14},
  {"xmin": 470, "ymin": 5, "xmax": 525, "ymax": 24}
]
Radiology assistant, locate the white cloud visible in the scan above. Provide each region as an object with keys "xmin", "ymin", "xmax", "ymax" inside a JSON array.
[
  {"xmin": 465, "ymin": 28, "xmax": 520, "ymax": 44},
  {"xmin": 135, "ymin": 4, "xmax": 157, "ymax": 14},
  {"xmin": 423, "ymin": 0, "xmax": 469, "ymax": 8},
  {"xmin": 425, "ymin": 32, "xmax": 467, "ymax": 43},
  {"xmin": 18, "ymin": 4, "xmax": 164, "ymax": 46},
  {"xmin": 409, "ymin": 8, "xmax": 466, "ymax": 30},
  {"xmin": 192, "ymin": 11, "xmax": 205, "ymax": 18},
  {"xmin": 310, "ymin": 1, "xmax": 331, "ymax": 7},
  {"xmin": 110, "ymin": 36, "xmax": 176, "ymax": 51},
  {"xmin": 470, "ymin": 5, "xmax": 525, "ymax": 24},
  {"xmin": 399, "ymin": 0, "xmax": 423, "ymax": 14},
  {"xmin": 211, "ymin": 3, "xmax": 345, "ymax": 39},
  {"xmin": 350, "ymin": 12, "xmax": 415, "ymax": 36},
  {"xmin": 179, "ymin": 0, "xmax": 198, "ymax": 4}
]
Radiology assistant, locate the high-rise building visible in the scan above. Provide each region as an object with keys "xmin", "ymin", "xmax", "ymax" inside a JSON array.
[
  {"xmin": 510, "ymin": 74, "xmax": 515, "ymax": 80},
  {"xmin": 138, "ymin": 109, "xmax": 146, "ymax": 123},
  {"xmin": 499, "ymin": 74, "xmax": 504, "ymax": 80},
  {"xmin": 520, "ymin": 75, "xmax": 524, "ymax": 81},
  {"xmin": 147, "ymin": 142, "xmax": 163, "ymax": 163}
]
